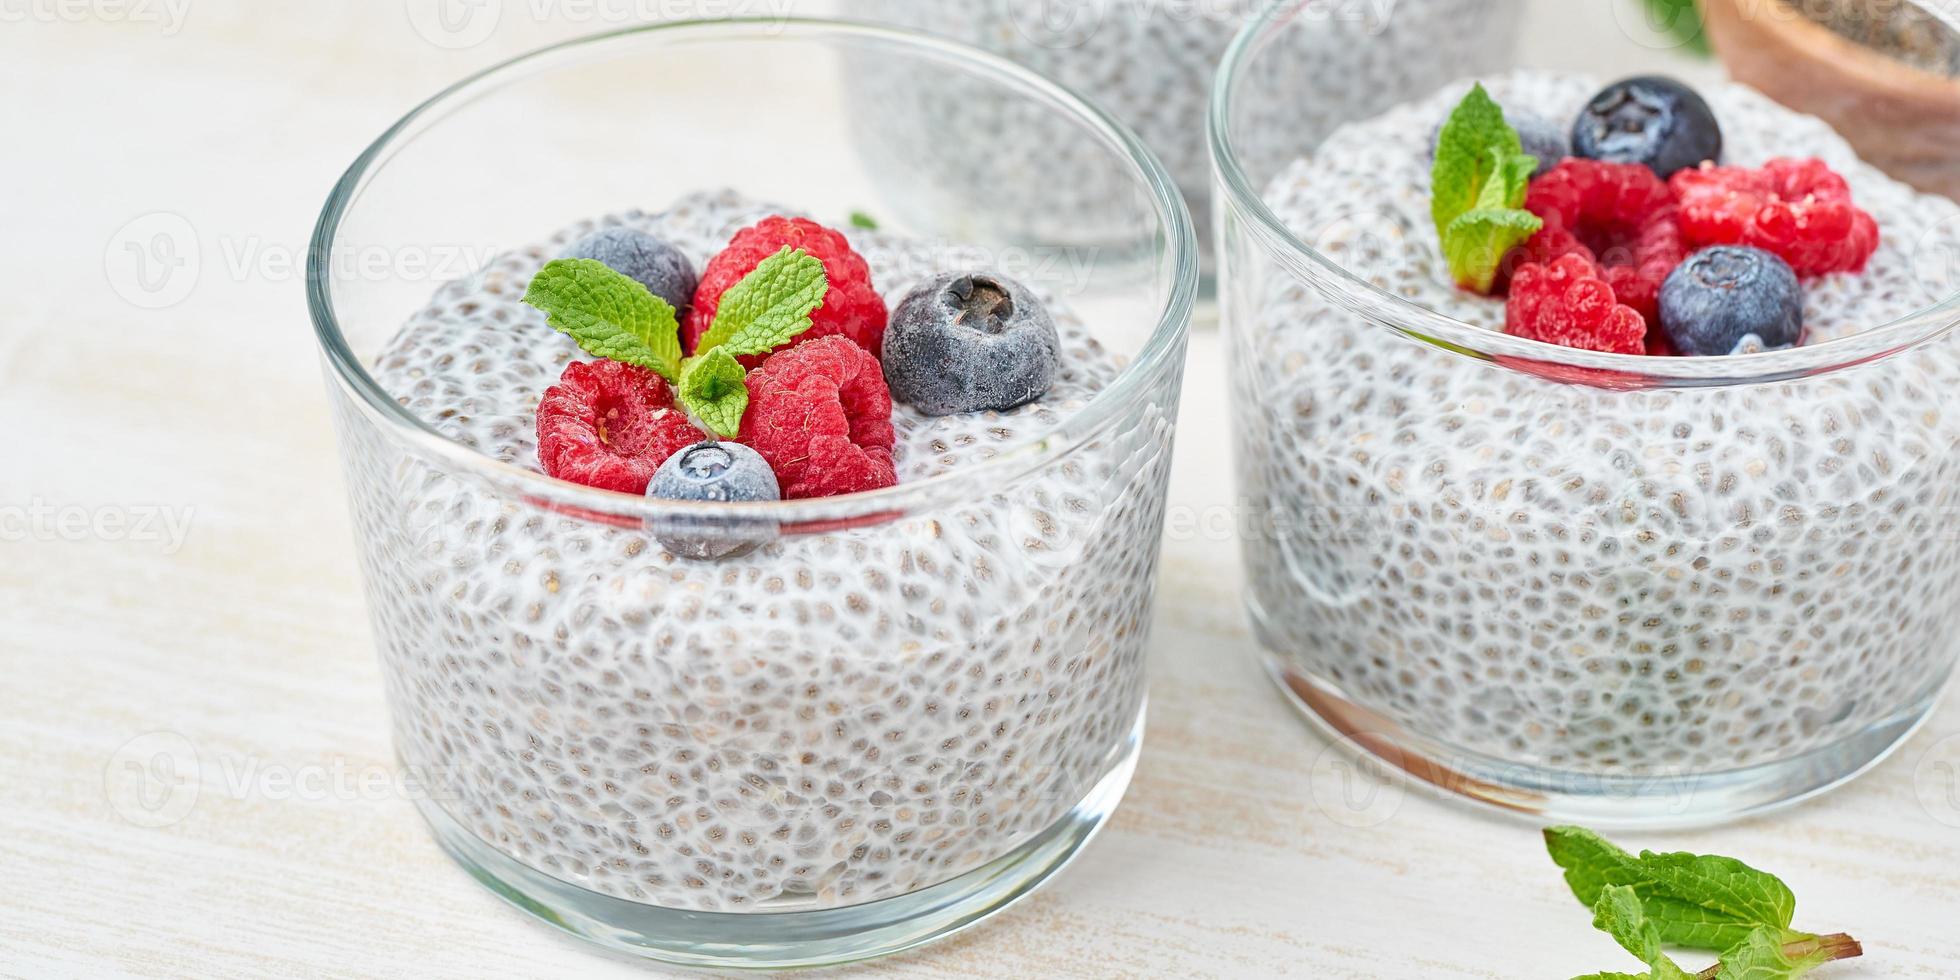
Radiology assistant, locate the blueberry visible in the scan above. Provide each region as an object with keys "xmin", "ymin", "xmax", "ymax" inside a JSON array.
[
  {"xmin": 883, "ymin": 273, "xmax": 1060, "ymax": 416},
  {"xmin": 1571, "ymin": 76, "xmax": 1722, "ymax": 178},
  {"xmin": 1429, "ymin": 109, "xmax": 1570, "ymax": 175},
  {"xmin": 647, "ymin": 442, "xmax": 779, "ymax": 560},
  {"xmin": 1659, "ymin": 246, "xmax": 1804, "ymax": 356},
  {"xmin": 562, "ymin": 228, "xmax": 698, "ymax": 313}
]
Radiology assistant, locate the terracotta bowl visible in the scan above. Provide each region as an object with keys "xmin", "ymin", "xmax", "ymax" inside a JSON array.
[{"xmin": 1701, "ymin": 0, "xmax": 1960, "ymax": 200}]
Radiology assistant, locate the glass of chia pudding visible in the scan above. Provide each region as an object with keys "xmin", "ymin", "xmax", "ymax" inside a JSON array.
[
  {"xmin": 838, "ymin": 0, "xmax": 1520, "ymax": 287},
  {"xmin": 308, "ymin": 20, "xmax": 1195, "ymax": 968},
  {"xmin": 1212, "ymin": 0, "xmax": 1960, "ymax": 827}
]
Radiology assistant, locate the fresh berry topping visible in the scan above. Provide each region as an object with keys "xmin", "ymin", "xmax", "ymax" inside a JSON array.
[
  {"xmin": 647, "ymin": 441, "xmax": 781, "ymax": 560},
  {"xmin": 685, "ymin": 217, "xmax": 887, "ymax": 364},
  {"xmin": 651, "ymin": 442, "xmax": 781, "ymax": 504},
  {"xmin": 737, "ymin": 337, "xmax": 897, "ymax": 499},
  {"xmin": 1505, "ymin": 253, "xmax": 1648, "ymax": 355},
  {"xmin": 536, "ymin": 360, "xmax": 705, "ymax": 494},
  {"xmin": 1659, "ymin": 246, "xmax": 1805, "ymax": 356},
  {"xmin": 1669, "ymin": 158, "xmax": 1881, "ymax": 277},
  {"xmin": 1571, "ymin": 76, "xmax": 1722, "ymax": 178},
  {"xmin": 883, "ymin": 273, "xmax": 1060, "ymax": 416},
  {"xmin": 1512, "ymin": 159, "xmax": 1686, "ymax": 326},
  {"xmin": 561, "ymin": 229, "xmax": 699, "ymax": 315},
  {"xmin": 1429, "ymin": 110, "xmax": 1572, "ymax": 176}
]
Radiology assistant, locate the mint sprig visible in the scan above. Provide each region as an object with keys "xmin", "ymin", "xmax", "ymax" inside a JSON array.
[
  {"xmin": 693, "ymin": 246, "xmax": 827, "ymax": 358},
  {"xmin": 1548, "ymin": 827, "xmax": 1863, "ymax": 980},
  {"xmin": 673, "ymin": 246, "xmax": 827, "ymax": 436},
  {"xmin": 522, "ymin": 243, "xmax": 830, "ymax": 440},
  {"xmin": 678, "ymin": 347, "xmax": 748, "ymax": 439},
  {"xmin": 523, "ymin": 258, "xmax": 683, "ymax": 382},
  {"xmin": 1431, "ymin": 83, "xmax": 1544, "ymax": 294}
]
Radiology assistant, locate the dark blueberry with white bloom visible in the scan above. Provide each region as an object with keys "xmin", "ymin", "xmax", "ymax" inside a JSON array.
[
  {"xmin": 1429, "ymin": 109, "xmax": 1570, "ymax": 175},
  {"xmin": 647, "ymin": 441, "xmax": 779, "ymax": 560},
  {"xmin": 1572, "ymin": 76, "xmax": 1722, "ymax": 178},
  {"xmin": 1660, "ymin": 246, "xmax": 1804, "ymax": 356},
  {"xmin": 562, "ymin": 228, "xmax": 698, "ymax": 313},
  {"xmin": 883, "ymin": 272, "xmax": 1059, "ymax": 416}
]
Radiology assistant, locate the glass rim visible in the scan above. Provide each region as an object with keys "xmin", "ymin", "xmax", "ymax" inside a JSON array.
[
  {"xmin": 308, "ymin": 17, "xmax": 1198, "ymax": 524},
  {"xmin": 1207, "ymin": 0, "xmax": 1960, "ymax": 389}
]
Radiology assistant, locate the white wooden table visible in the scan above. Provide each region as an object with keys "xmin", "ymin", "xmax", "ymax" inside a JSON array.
[{"xmin": 4, "ymin": 3, "xmax": 1958, "ymax": 977}]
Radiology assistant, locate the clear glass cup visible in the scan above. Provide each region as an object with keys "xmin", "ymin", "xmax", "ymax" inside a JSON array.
[
  {"xmin": 1212, "ymin": 0, "xmax": 1960, "ymax": 827},
  {"xmin": 837, "ymin": 0, "xmax": 1518, "ymax": 291},
  {"xmin": 309, "ymin": 19, "xmax": 1195, "ymax": 968}
]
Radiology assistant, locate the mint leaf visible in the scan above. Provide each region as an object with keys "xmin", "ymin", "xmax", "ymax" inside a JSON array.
[
  {"xmin": 1717, "ymin": 928, "xmax": 1834, "ymax": 980},
  {"xmin": 849, "ymin": 210, "xmax": 879, "ymax": 230},
  {"xmin": 695, "ymin": 246, "xmax": 828, "ymax": 359},
  {"xmin": 523, "ymin": 258, "xmax": 683, "ymax": 381},
  {"xmin": 1719, "ymin": 932, "xmax": 1865, "ymax": 980},
  {"xmin": 1430, "ymin": 85, "xmax": 1543, "ymax": 293},
  {"xmin": 1444, "ymin": 205, "xmax": 1541, "ymax": 294},
  {"xmin": 1592, "ymin": 886, "xmax": 1694, "ymax": 980},
  {"xmin": 1545, "ymin": 827, "xmax": 1799, "ymax": 952},
  {"xmin": 677, "ymin": 347, "xmax": 748, "ymax": 439},
  {"xmin": 1431, "ymin": 83, "xmax": 1523, "ymax": 231}
]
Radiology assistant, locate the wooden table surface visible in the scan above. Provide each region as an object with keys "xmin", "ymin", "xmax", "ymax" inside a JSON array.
[{"xmin": 4, "ymin": 3, "xmax": 1958, "ymax": 977}]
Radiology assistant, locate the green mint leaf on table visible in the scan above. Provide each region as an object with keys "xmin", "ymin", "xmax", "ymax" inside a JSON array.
[
  {"xmin": 1714, "ymin": 930, "xmax": 1863, "ymax": 980},
  {"xmin": 1590, "ymin": 886, "xmax": 1696, "ymax": 980},
  {"xmin": 1548, "ymin": 827, "xmax": 1863, "ymax": 980},
  {"xmin": 678, "ymin": 347, "xmax": 749, "ymax": 440},
  {"xmin": 1431, "ymin": 84, "xmax": 1543, "ymax": 293},
  {"xmin": 523, "ymin": 258, "xmax": 683, "ymax": 382},
  {"xmin": 694, "ymin": 246, "xmax": 828, "ymax": 358},
  {"xmin": 849, "ymin": 210, "xmax": 879, "ymax": 230},
  {"xmin": 1545, "ymin": 827, "xmax": 1800, "ymax": 952}
]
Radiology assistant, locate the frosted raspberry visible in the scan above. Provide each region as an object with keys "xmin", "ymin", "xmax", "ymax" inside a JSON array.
[
  {"xmin": 737, "ymin": 337, "xmax": 897, "ymax": 499},
  {"xmin": 1670, "ymin": 157, "xmax": 1880, "ymax": 276},
  {"xmin": 685, "ymin": 216, "xmax": 889, "ymax": 365},
  {"xmin": 1510, "ymin": 159, "xmax": 1685, "ymax": 327},
  {"xmin": 1506, "ymin": 253, "xmax": 1648, "ymax": 355},
  {"xmin": 536, "ymin": 360, "xmax": 704, "ymax": 494}
]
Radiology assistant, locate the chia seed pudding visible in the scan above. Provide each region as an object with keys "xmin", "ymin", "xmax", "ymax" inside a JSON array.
[
  {"xmin": 1233, "ymin": 73, "xmax": 1960, "ymax": 777},
  {"xmin": 342, "ymin": 191, "xmax": 1174, "ymax": 912},
  {"xmin": 842, "ymin": 0, "xmax": 1520, "ymax": 258}
]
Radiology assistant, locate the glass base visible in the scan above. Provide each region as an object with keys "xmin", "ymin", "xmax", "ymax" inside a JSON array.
[
  {"xmin": 410, "ymin": 708, "xmax": 1144, "ymax": 970},
  {"xmin": 1263, "ymin": 657, "xmax": 1939, "ymax": 830}
]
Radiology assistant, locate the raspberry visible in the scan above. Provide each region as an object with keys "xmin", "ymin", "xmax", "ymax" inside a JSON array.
[
  {"xmin": 685, "ymin": 216, "xmax": 889, "ymax": 366},
  {"xmin": 1506, "ymin": 253, "xmax": 1648, "ymax": 355},
  {"xmin": 1510, "ymin": 159, "xmax": 1685, "ymax": 326},
  {"xmin": 737, "ymin": 336, "xmax": 897, "ymax": 499},
  {"xmin": 536, "ymin": 360, "xmax": 704, "ymax": 494},
  {"xmin": 1670, "ymin": 158, "xmax": 1880, "ymax": 276}
]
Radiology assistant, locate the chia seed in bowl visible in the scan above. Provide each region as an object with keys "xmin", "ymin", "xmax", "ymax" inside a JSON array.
[{"xmin": 1216, "ymin": 61, "xmax": 1960, "ymax": 825}]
